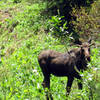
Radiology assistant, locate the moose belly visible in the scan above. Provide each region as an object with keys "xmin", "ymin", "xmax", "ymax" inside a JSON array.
[
  {"xmin": 49, "ymin": 64, "xmax": 70, "ymax": 76},
  {"xmin": 49, "ymin": 55, "xmax": 75, "ymax": 76}
]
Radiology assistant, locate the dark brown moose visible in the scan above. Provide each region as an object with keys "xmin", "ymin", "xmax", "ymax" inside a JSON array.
[{"xmin": 38, "ymin": 39, "xmax": 92, "ymax": 100}]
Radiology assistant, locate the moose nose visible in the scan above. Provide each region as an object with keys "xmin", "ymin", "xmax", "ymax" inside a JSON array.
[{"xmin": 86, "ymin": 56, "xmax": 91, "ymax": 62}]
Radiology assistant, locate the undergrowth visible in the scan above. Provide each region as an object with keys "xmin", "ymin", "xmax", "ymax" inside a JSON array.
[{"xmin": 0, "ymin": 0, "xmax": 100, "ymax": 100}]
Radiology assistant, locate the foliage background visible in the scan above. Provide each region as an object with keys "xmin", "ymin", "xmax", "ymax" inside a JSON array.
[{"xmin": 0, "ymin": 0, "xmax": 100, "ymax": 100}]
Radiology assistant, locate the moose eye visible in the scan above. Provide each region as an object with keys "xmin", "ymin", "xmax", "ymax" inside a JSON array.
[
  {"xmin": 88, "ymin": 48, "xmax": 90, "ymax": 51},
  {"xmin": 82, "ymin": 49, "xmax": 84, "ymax": 52}
]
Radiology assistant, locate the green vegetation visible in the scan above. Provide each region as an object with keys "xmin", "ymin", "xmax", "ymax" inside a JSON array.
[{"xmin": 0, "ymin": 0, "xmax": 100, "ymax": 100}]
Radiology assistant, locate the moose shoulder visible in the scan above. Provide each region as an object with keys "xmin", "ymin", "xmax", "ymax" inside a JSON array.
[{"xmin": 38, "ymin": 40, "xmax": 92, "ymax": 100}]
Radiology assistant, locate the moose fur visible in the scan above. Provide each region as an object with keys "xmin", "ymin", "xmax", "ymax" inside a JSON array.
[{"xmin": 38, "ymin": 40, "xmax": 92, "ymax": 100}]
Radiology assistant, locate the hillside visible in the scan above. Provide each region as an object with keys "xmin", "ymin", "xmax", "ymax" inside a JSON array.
[{"xmin": 0, "ymin": 0, "xmax": 100, "ymax": 100}]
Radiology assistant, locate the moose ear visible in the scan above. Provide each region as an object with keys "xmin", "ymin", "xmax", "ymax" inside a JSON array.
[
  {"xmin": 76, "ymin": 44, "xmax": 81, "ymax": 47},
  {"xmin": 88, "ymin": 38, "xmax": 92, "ymax": 44},
  {"xmin": 90, "ymin": 42, "xmax": 95, "ymax": 46}
]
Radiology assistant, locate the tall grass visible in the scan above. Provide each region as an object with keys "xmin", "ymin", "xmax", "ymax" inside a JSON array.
[{"xmin": 0, "ymin": 0, "xmax": 100, "ymax": 100}]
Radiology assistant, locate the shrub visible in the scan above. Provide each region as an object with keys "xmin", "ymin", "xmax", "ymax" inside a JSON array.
[
  {"xmin": 48, "ymin": 15, "xmax": 68, "ymax": 36},
  {"xmin": 72, "ymin": 0, "xmax": 100, "ymax": 40},
  {"xmin": 13, "ymin": 0, "xmax": 22, "ymax": 3}
]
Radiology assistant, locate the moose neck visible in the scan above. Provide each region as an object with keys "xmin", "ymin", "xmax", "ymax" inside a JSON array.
[{"xmin": 75, "ymin": 48, "xmax": 87, "ymax": 71}]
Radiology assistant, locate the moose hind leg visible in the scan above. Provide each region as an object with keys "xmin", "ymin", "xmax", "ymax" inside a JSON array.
[
  {"xmin": 42, "ymin": 76, "xmax": 50, "ymax": 88},
  {"xmin": 42, "ymin": 76, "xmax": 50, "ymax": 100},
  {"xmin": 42, "ymin": 76, "xmax": 53, "ymax": 100},
  {"xmin": 40, "ymin": 64, "xmax": 53, "ymax": 100}
]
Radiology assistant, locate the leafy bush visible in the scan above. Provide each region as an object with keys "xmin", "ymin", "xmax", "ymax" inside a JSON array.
[
  {"xmin": 72, "ymin": 0, "xmax": 100, "ymax": 40},
  {"xmin": 48, "ymin": 15, "xmax": 68, "ymax": 36},
  {"xmin": 13, "ymin": 0, "xmax": 22, "ymax": 3},
  {"xmin": 43, "ymin": 0, "xmax": 97, "ymax": 42}
]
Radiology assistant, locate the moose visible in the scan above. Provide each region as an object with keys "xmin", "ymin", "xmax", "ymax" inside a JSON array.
[{"xmin": 38, "ymin": 39, "xmax": 92, "ymax": 100}]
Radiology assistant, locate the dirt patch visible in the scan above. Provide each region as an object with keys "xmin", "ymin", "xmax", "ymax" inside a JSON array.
[{"xmin": 0, "ymin": 9, "xmax": 12, "ymax": 23}]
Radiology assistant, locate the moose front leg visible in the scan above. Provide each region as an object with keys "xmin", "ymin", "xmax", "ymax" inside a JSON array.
[
  {"xmin": 75, "ymin": 74, "xmax": 83, "ymax": 90},
  {"xmin": 77, "ymin": 76, "xmax": 83, "ymax": 90},
  {"xmin": 66, "ymin": 77, "xmax": 74, "ymax": 96}
]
